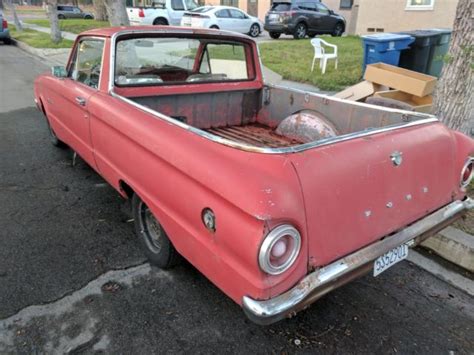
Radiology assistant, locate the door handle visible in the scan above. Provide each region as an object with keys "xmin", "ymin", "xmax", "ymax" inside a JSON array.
[{"xmin": 75, "ymin": 97, "xmax": 86, "ymax": 106}]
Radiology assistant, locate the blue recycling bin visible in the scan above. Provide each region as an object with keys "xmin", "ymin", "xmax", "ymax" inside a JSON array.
[{"xmin": 361, "ymin": 33, "xmax": 415, "ymax": 72}]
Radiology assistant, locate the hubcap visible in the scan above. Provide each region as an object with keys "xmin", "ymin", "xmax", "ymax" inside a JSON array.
[
  {"xmin": 297, "ymin": 25, "xmax": 306, "ymax": 38},
  {"xmin": 335, "ymin": 25, "xmax": 343, "ymax": 35},
  {"xmin": 251, "ymin": 25, "xmax": 259, "ymax": 36},
  {"xmin": 139, "ymin": 202, "xmax": 162, "ymax": 253}
]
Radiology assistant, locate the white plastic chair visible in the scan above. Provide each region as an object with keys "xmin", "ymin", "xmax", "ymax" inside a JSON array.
[{"xmin": 311, "ymin": 38, "xmax": 338, "ymax": 74}]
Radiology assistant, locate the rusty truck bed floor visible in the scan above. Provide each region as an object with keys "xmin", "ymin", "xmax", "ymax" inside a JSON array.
[{"xmin": 206, "ymin": 123, "xmax": 302, "ymax": 148}]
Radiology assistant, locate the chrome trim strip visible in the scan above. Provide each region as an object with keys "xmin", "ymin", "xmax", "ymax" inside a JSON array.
[
  {"xmin": 242, "ymin": 198, "xmax": 473, "ymax": 325},
  {"xmin": 107, "ymin": 29, "xmax": 438, "ymax": 154}
]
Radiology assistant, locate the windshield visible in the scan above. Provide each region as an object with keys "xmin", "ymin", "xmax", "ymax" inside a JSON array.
[{"xmin": 115, "ymin": 37, "xmax": 252, "ymax": 86}]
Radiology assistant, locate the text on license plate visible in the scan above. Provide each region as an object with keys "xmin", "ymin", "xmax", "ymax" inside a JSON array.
[{"xmin": 373, "ymin": 244, "xmax": 408, "ymax": 277}]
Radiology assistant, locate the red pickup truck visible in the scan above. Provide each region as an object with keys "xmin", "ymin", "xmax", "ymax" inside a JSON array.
[{"xmin": 34, "ymin": 26, "xmax": 473, "ymax": 325}]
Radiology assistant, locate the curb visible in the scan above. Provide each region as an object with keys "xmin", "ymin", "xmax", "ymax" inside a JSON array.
[
  {"xmin": 11, "ymin": 38, "xmax": 70, "ymax": 66},
  {"xmin": 421, "ymin": 226, "xmax": 474, "ymax": 273}
]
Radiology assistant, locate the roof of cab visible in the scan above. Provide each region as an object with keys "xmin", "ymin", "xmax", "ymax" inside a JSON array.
[{"xmin": 79, "ymin": 25, "xmax": 253, "ymax": 40}]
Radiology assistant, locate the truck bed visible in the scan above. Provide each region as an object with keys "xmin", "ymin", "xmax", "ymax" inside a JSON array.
[{"xmin": 206, "ymin": 123, "xmax": 302, "ymax": 148}]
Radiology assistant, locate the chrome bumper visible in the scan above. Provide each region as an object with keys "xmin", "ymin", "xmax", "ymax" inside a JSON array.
[{"xmin": 243, "ymin": 198, "xmax": 473, "ymax": 325}]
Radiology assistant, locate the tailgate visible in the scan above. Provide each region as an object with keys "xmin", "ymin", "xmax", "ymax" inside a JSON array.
[
  {"xmin": 290, "ymin": 122, "xmax": 456, "ymax": 267},
  {"xmin": 127, "ymin": 7, "xmax": 143, "ymax": 22}
]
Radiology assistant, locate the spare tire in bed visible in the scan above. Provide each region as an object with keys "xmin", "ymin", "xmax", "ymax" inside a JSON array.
[{"xmin": 275, "ymin": 110, "xmax": 339, "ymax": 143}]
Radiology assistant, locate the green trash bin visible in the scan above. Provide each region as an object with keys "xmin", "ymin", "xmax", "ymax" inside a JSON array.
[
  {"xmin": 397, "ymin": 30, "xmax": 440, "ymax": 74},
  {"xmin": 427, "ymin": 28, "xmax": 452, "ymax": 77}
]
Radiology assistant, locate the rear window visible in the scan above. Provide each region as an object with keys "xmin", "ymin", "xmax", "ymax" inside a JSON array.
[
  {"xmin": 115, "ymin": 37, "xmax": 253, "ymax": 86},
  {"xmin": 271, "ymin": 2, "xmax": 291, "ymax": 11}
]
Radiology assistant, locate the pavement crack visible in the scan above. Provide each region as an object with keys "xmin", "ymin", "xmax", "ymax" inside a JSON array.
[{"xmin": 0, "ymin": 261, "xmax": 149, "ymax": 322}]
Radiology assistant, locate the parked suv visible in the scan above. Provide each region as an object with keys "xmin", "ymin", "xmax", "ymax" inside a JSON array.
[
  {"xmin": 57, "ymin": 5, "xmax": 94, "ymax": 19},
  {"xmin": 264, "ymin": 0, "xmax": 345, "ymax": 39}
]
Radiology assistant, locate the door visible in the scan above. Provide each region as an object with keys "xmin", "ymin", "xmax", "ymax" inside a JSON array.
[
  {"xmin": 228, "ymin": 8, "xmax": 251, "ymax": 33},
  {"xmin": 215, "ymin": 9, "xmax": 233, "ymax": 30},
  {"xmin": 315, "ymin": 2, "xmax": 335, "ymax": 32},
  {"xmin": 299, "ymin": 2, "xmax": 319, "ymax": 31},
  {"xmin": 53, "ymin": 38, "xmax": 105, "ymax": 167},
  {"xmin": 169, "ymin": 0, "xmax": 186, "ymax": 25}
]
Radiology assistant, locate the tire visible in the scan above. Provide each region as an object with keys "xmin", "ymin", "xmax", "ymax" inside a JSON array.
[
  {"xmin": 332, "ymin": 22, "xmax": 344, "ymax": 37},
  {"xmin": 293, "ymin": 22, "xmax": 307, "ymax": 39},
  {"xmin": 153, "ymin": 17, "xmax": 168, "ymax": 26},
  {"xmin": 132, "ymin": 193, "xmax": 180, "ymax": 269},
  {"xmin": 58, "ymin": 14, "xmax": 65, "ymax": 19},
  {"xmin": 3, "ymin": 38, "xmax": 12, "ymax": 45},
  {"xmin": 269, "ymin": 32, "xmax": 281, "ymax": 39},
  {"xmin": 249, "ymin": 23, "xmax": 260, "ymax": 38},
  {"xmin": 84, "ymin": 15, "xmax": 93, "ymax": 20},
  {"xmin": 210, "ymin": 25, "xmax": 219, "ymax": 29}
]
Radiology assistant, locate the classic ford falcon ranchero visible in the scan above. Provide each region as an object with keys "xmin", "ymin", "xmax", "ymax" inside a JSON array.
[{"xmin": 34, "ymin": 26, "xmax": 473, "ymax": 325}]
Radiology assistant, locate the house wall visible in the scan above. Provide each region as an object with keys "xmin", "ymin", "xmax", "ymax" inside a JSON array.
[{"xmin": 354, "ymin": 0, "xmax": 458, "ymax": 34}]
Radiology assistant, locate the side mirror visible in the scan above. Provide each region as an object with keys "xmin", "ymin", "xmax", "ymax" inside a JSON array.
[
  {"xmin": 51, "ymin": 66, "xmax": 67, "ymax": 78},
  {"xmin": 329, "ymin": 9, "xmax": 335, "ymax": 15}
]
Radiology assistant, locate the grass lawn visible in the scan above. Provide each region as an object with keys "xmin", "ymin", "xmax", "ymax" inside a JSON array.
[
  {"xmin": 10, "ymin": 25, "xmax": 74, "ymax": 49},
  {"xmin": 24, "ymin": 19, "xmax": 110, "ymax": 34},
  {"xmin": 259, "ymin": 36, "xmax": 363, "ymax": 91}
]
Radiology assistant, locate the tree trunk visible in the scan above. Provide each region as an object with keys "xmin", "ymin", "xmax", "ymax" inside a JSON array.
[
  {"xmin": 104, "ymin": 0, "xmax": 129, "ymax": 26},
  {"xmin": 46, "ymin": 0, "xmax": 62, "ymax": 43},
  {"xmin": 93, "ymin": 0, "xmax": 107, "ymax": 21},
  {"xmin": 432, "ymin": 0, "xmax": 473, "ymax": 136},
  {"xmin": 7, "ymin": 0, "xmax": 23, "ymax": 31}
]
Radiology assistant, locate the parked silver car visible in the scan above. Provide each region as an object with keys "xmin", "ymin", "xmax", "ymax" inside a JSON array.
[{"xmin": 57, "ymin": 5, "xmax": 94, "ymax": 20}]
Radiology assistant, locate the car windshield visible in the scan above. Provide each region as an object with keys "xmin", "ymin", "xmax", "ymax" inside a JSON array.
[
  {"xmin": 115, "ymin": 37, "xmax": 252, "ymax": 86},
  {"xmin": 190, "ymin": 6, "xmax": 214, "ymax": 12},
  {"xmin": 270, "ymin": 2, "xmax": 291, "ymax": 11}
]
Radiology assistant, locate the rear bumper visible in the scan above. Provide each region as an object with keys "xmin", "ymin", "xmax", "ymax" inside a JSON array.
[
  {"xmin": 264, "ymin": 23, "xmax": 295, "ymax": 33},
  {"xmin": 243, "ymin": 198, "xmax": 473, "ymax": 325}
]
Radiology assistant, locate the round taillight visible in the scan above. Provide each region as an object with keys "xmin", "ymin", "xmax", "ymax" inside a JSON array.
[
  {"xmin": 259, "ymin": 225, "xmax": 301, "ymax": 275},
  {"xmin": 460, "ymin": 158, "xmax": 474, "ymax": 188}
]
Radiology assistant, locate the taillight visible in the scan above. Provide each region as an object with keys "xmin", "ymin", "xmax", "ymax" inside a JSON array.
[
  {"xmin": 460, "ymin": 157, "xmax": 474, "ymax": 188},
  {"xmin": 2, "ymin": 19, "xmax": 7, "ymax": 30},
  {"xmin": 259, "ymin": 225, "xmax": 301, "ymax": 275},
  {"xmin": 138, "ymin": 8, "xmax": 145, "ymax": 17},
  {"xmin": 281, "ymin": 11, "xmax": 295, "ymax": 17}
]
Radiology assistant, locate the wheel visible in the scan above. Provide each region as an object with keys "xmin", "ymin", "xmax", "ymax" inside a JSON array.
[
  {"xmin": 153, "ymin": 17, "xmax": 168, "ymax": 26},
  {"xmin": 58, "ymin": 14, "xmax": 65, "ymax": 19},
  {"xmin": 269, "ymin": 32, "xmax": 281, "ymax": 39},
  {"xmin": 249, "ymin": 23, "xmax": 260, "ymax": 37},
  {"xmin": 3, "ymin": 38, "xmax": 12, "ymax": 45},
  {"xmin": 293, "ymin": 22, "xmax": 307, "ymax": 39},
  {"xmin": 45, "ymin": 116, "xmax": 66, "ymax": 148},
  {"xmin": 210, "ymin": 25, "xmax": 219, "ymax": 29},
  {"xmin": 84, "ymin": 15, "xmax": 93, "ymax": 19},
  {"xmin": 132, "ymin": 193, "xmax": 180, "ymax": 269},
  {"xmin": 332, "ymin": 22, "xmax": 344, "ymax": 37}
]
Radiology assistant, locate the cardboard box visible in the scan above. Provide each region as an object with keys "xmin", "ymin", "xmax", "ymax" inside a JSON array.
[
  {"xmin": 334, "ymin": 81, "xmax": 385, "ymax": 101},
  {"xmin": 373, "ymin": 90, "xmax": 433, "ymax": 113},
  {"xmin": 364, "ymin": 63, "xmax": 437, "ymax": 97}
]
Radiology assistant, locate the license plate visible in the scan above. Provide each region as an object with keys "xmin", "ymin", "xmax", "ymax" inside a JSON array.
[
  {"xmin": 373, "ymin": 244, "xmax": 409, "ymax": 276},
  {"xmin": 269, "ymin": 14, "xmax": 278, "ymax": 20}
]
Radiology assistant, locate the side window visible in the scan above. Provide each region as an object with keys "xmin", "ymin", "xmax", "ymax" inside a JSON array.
[
  {"xmin": 299, "ymin": 2, "xmax": 316, "ymax": 11},
  {"xmin": 57, "ymin": 6, "xmax": 63, "ymax": 11},
  {"xmin": 171, "ymin": 0, "xmax": 185, "ymax": 10},
  {"xmin": 316, "ymin": 3, "xmax": 330, "ymax": 14},
  {"xmin": 69, "ymin": 39, "xmax": 105, "ymax": 89},
  {"xmin": 229, "ymin": 9, "xmax": 246, "ymax": 19},
  {"xmin": 215, "ymin": 9, "xmax": 231, "ymax": 18}
]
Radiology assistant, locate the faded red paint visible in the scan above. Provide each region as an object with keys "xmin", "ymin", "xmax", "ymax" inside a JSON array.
[{"xmin": 34, "ymin": 27, "xmax": 474, "ymax": 311}]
